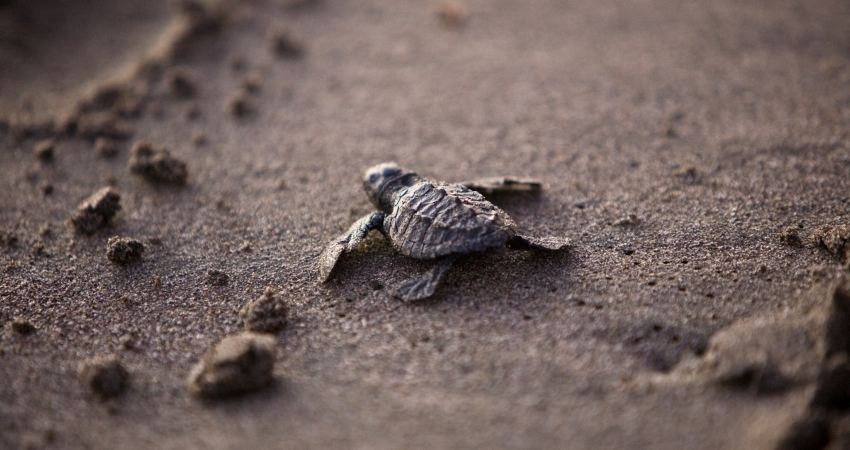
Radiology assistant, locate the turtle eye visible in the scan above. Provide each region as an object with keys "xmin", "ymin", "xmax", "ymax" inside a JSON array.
[{"xmin": 369, "ymin": 173, "xmax": 379, "ymax": 184}]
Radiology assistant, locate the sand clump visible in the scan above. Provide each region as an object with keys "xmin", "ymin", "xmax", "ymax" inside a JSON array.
[
  {"xmin": 187, "ymin": 332, "xmax": 276, "ymax": 398},
  {"xmin": 128, "ymin": 140, "xmax": 188, "ymax": 184},
  {"xmin": 268, "ymin": 26, "xmax": 305, "ymax": 58},
  {"xmin": 68, "ymin": 187, "xmax": 121, "ymax": 234},
  {"xmin": 78, "ymin": 356, "xmax": 130, "ymax": 400},
  {"xmin": 812, "ymin": 224, "xmax": 850, "ymax": 265},
  {"xmin": 205, "ymin": 269, "xmax": 229, "ymax": 286},
  {"xmin": 225, "ymin": 90, "xmax": 256, "ymax": 117},
  {"xmin": 106, "ymin": 237, "xmax": 145, "ymax": 264},
  {"xmin": 771, "ymin": 280, "xmax": 850, "ymax": 448},
  {"xmin": 74, "ymin": 111, "xmax": 134, "ymax": 140},
  {"xmin": 778, "ymin": 227, "xmax": 805, "ymax": 247},
  {"xmin": 702, "ymin": 315, "xmax": 823, "ymax": 394},
  {"xmin": 10, "ymin": 318, "xmax": 36, "ymax": 335},
  {"xmin": 239, "ymin": 287, "xmax": 288, "ymax": 333},
  {"xmin": 33, "ymin": 139, "xmax": 55, "ymax": 161}
]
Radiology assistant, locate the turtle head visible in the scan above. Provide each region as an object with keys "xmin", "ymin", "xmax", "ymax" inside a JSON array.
[{"xmin": 363, "ymin": 162, "xmax": 418, "ymax": 211}]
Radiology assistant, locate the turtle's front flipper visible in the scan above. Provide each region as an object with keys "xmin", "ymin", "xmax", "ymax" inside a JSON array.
[
  {"xmin": 459, "ymin": 177, "xmax": 542, "ymax": 196},
  {"xmin": 318, "ymin": 211, "xmax": 385, "ymax": 282},
  {"xmin": 509, "ymin": 235, "xmax": 571, "ymax": 251},
  {"xmin": 393, "ymin": 255, "xmax": 459, "ymax": 301}
]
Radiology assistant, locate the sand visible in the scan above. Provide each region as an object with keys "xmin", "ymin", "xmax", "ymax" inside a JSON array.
[{"xmin": 1, "ymin": 0, "xmax": 850, "ymax": 448}]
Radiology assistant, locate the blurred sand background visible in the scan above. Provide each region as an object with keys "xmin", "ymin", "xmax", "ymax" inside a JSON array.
[{"xmin": 1, "ymin": 0, "xmax": 850, "ymax": 448}]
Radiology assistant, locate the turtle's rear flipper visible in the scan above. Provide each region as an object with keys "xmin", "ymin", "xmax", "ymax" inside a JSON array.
[
  {"xmin": 460, "ymin": 177, "xmax": 542, "ymax": 196},
  {"xmin": 509, "ymin": 235, "xmax": 571, "ymax": 251},
  {"xmin": 393, "ymin": 255, "xmax": 459, "ymax": 301},
  {"xmin": 318, "ymin": 211, "xmax": 385, "ymax": 282}
]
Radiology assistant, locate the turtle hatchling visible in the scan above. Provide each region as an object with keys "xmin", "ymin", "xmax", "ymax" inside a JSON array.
[{"xmin": 318, "ymin": 162, "xmax": 570, "ymax": 301}]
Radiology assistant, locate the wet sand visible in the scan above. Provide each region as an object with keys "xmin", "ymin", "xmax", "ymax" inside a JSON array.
[{"xmin": 1, "ymin": 0, "xmax": 850, "ymax": 448}]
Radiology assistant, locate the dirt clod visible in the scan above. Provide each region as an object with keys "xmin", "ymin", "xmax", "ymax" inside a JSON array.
[
  {"xmin": 187, "ymin": 331, "xmax": 276, "ymax": 398},
  {"xmin": 94, "ymin": 138, "xmax": 118, "ymax": 158},
  {"xmin": 268, "ymin": 27, "xmax": 305, "ymax": 58},
  {"xmin": 33, "ymin": 139, "xmax": 54, "ymax": 161},
  {"xmin": 812, "ymin": 224, "xmax": 850, "ymax": 264},
  {"xmin": 68, "ymin": 187, "xmax": 121, "ymax": 234},
  {"xmin": 206, "ymin": 269, "xmax": 229, "ymax": 286},
  {"xmin": 106, "ymin": 237, "xmax": 145, "ymax": 264},
  {"xmin": 11, "ymin": 319, "xmax": 36, "ymax": 335},
  {"xmin": 239, "ymin": 287, "xmax": 288, "ymax": 332},
  {"xmin": 128, "ymin": 140, "xmax": 188, "ymax": 184},
  {"xmin": 779, "ymin": 227, "xmax": 804, "ymax": 247},
  {"xmin": 78, "ymin": 356, "xmax": 130, "ymax": 400}
]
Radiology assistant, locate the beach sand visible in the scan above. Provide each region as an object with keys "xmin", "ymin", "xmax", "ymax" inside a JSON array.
[{"xmin": 1, "ymin": 0, "xmax": 850, "ymax": 448}]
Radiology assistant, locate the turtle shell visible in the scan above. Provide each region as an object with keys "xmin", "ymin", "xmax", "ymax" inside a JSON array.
[{"xmin": 382, "ymin": 180, "xmax": 517, "ymax": 259}]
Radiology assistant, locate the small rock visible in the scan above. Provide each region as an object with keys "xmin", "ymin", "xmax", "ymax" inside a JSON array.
[
  {"xmin": 33, "ymin": 139, "xmax": 55, "ymax": 161},
  {"xmin": 165, "ymin": 67, "xmax": 199, "ymax": 98},
  {"xmin": 268, "ymin": 26, "xmax": 305, "ymax": 58},
  {"xmin": 128, "ymin": 140, "xmax": 188, "ymax": 184},
  {"xmin": 78, "ymin": 356, "xmax": 130, "ymax": 399},
  {"xmin": 239, "ymin": 287, "xmax": 288, "ymax": 332},
  {"xmin": 187, "ymin": 331, "xmax": 276, "ymax": 398},
  {"xmin": 68, "ymin": 187, "xmax": 121, "ymax": 234},
  {"xmin": 106, "ymin": 237, "xmax": 145, "ymax": 264},
  {"xmin": 436, "ymin": 0, "xmax": 467, "ymax": 29},
  {"xmin": 94, "ymin": 138, "xmax": 118, "ymax": 158},
  {"xmin": 206, "ymin": 269, "xmax": 229, "ymax": 286},
  {"xmin": 11, "ymin": 319, "xmax": 36, "ymax": 335}
]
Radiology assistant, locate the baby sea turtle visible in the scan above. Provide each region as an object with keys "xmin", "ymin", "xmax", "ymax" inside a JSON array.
[{"xmin": 318, "ymin": 163, "xmax": 570, "ymax": 301}]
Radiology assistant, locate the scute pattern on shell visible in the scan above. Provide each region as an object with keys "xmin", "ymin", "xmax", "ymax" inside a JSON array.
[{"xmin": 383, "ymin": 181, "xmax": 517, "ymax": 259}]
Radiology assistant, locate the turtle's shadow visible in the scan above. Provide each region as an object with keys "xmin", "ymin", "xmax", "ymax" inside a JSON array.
[{"xmin": 410, "ymin": 247, "xmax": 578, "ymax": 307}]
